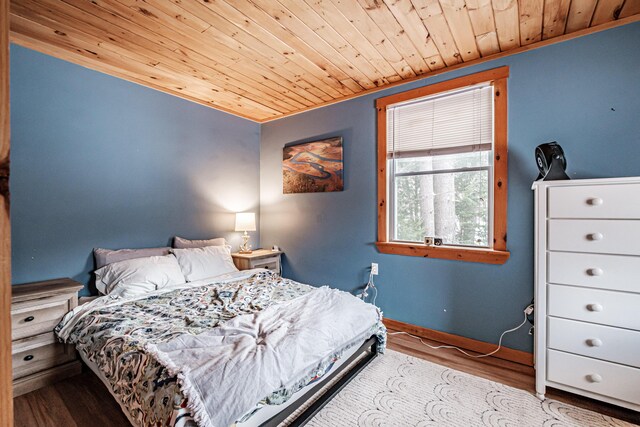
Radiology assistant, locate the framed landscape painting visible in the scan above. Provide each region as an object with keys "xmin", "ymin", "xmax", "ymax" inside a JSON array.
[{"xmin": 283, "ymin": 137, "xmax": 344, "ymax": 194}]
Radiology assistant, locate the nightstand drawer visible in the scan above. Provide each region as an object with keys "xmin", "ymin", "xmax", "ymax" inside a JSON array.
[
  {"xmin": 11, "ymin": 297, "xmax": 71, "ymax": 340},
  {"xmin": 232, "ymin": 249, "xmax": 283, "ymax": 273},
  {"xmin": 253, "ymin": 260, "xmax": 278, "ymax": 270},
  {"xmin": 12, "ymin": 333, "xmax": 73, "ymax": 380}
]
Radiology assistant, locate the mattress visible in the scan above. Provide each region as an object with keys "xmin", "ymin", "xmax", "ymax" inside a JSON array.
[
  {"xmin": 57, "ymin": 269, "xmax": 386, "ymax": 427},
  {"xmin": 79, "ymin": 335, "xmax": 366, "ymax": 427}
]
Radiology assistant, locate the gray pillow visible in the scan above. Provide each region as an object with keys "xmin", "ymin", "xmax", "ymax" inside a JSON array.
[
  {"xmin": 173, "ymin": 236, "xmax": 227, "ymax": 249},
  {"xmin": 93, "ymin": 247, "xmax": 171, "ymax": 269}
]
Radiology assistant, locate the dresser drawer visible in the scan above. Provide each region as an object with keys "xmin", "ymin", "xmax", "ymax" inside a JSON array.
[
  {"xmin": 548, "ymin": 317, "xmax": 640, "ymax": 368},
  {"xmin": 12, "ymin": 333, "xmax": 74, "ymax": 380},
  {"xmin": 11, "ymin": 296, "xmax": 71, "ymax": 340},
  {"xmin": 547, "ymin": 349, "xmax": 640, "ymax": 406},
  {"xmin": 548, "ymin": 219, "xmax": 640, "ymax": 255},
  {"xmin": 548, "ymin": 183, "xmax": 640, "ymax": 219},
  {"xmin": 547, "ymin": 284, "xmax": 640, "ymax": 330},
  {"xmin": 547, "ymin": 252, "xmax": 640, "ymax": 293}
]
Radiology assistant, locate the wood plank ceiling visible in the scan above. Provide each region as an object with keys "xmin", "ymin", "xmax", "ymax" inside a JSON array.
[{"xmin": 9, "ymin": 0, "xmax": 640, "ymax": 122}]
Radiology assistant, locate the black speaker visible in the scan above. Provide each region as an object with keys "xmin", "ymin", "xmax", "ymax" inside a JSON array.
[{"xmin": 535, "ymin": 142, "xmax": 569, "ymax": 181}]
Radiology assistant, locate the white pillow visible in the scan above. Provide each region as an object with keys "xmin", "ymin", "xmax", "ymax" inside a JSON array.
[
  {"xmin": 95, "ymin": 255, "xmax": 186, "ymax": 297},
  {"xmin": 171, "ymin": 245, "xmax": 238, "ymax": 282}
]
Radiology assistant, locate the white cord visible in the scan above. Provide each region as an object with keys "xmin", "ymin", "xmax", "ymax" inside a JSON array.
[
  {"xmin": 371, "ymin": 285, "xmax": 378, "ymax": 306},
  {"xmin": 357, "ymin": 264, "xmax": 531, "ymax": 359},
  {"xmin": 388, "ymin": 310, "xmax": 529, "ymax": 359},
  {"xmin": 358, "ymin": 271, "xmax": 378, "ymax": 306}
]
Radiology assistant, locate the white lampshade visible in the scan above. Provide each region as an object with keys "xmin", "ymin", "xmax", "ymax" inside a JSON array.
[{"xmin": 235, "ymin": 212, "xmax": 256, "ymax": 232}]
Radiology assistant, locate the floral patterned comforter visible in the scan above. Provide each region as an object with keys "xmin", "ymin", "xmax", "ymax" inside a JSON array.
[{"xmin": 55, "ymin": 270, "xmax": 386, "ymax": 427}]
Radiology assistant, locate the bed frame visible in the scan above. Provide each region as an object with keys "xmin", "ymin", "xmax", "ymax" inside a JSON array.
[{"xmin": 261, "ymin": 335, "xmax": 379, "ymax": 427}]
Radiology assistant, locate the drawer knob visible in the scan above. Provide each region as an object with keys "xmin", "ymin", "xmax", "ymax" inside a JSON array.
[
  {"xmin": 23, "ymin": 355, "xmax": 34, "ymax": 361},
  {"xmin": 587, "ymin": 232, "xmax": 604, "ymax": 241},
  {"xmin": 587, "ymin": 197, "xmax": 604, "ymax": 206},
  {"xmin": 24, "ymin": 316, "xmax": 35, "ymax": 322},
  {"xmin": 587, "ymin": 268, "xmax": 604, "ymax": 276},
  {"xmin": 587, "ymin": 373, "xmax": 602, "ymax": 383},
  {"xmin": 587, "ymin": 303, "xmax": 604, "ymax": 312},
  {"xmin": 586, "ymin": 338, "xmax": 603, "ymax": 347}
]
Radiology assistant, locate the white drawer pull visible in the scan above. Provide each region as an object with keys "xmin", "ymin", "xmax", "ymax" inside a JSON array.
[
  {"xmin": 587, "ymin": 197, "xmax": 604, "ymax": 206},
  {"xmin": 587, "ymin": 232, "xmax": 604, "ymax": 241},
  {"xmin": 587, "ymin": 373, "xmax": 603, "ymax": 383},
  {"xmin": 587, "ymin": 303, "xmax": 604, "ymax": 312},
  {"xmin": 586, "ymin": 338, "xmax": 603, "ymax": 347},
  {"xmin": 586, "ymin": 267, "xmax": 604, "ymax": 276}
]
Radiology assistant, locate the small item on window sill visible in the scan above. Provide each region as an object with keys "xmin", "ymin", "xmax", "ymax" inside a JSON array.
[{"xmin": 424, "ymin": 237, "xmax": 443, "ymax": 246}]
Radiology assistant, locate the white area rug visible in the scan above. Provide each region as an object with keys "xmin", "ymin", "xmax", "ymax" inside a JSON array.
[{"xmin": 306, "ymin": 349, "xmax": 634, "ymax": 427}]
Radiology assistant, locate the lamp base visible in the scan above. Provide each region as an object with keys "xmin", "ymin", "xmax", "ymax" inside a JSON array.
[{"xmin": 239, "ymin": 231, "xmax": 252, "ymax": 254}]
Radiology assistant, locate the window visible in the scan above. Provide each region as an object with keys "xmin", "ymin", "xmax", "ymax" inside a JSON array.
[{"xmin": 376, "ymin": 67, "xmax": 510, "ymax": 264}]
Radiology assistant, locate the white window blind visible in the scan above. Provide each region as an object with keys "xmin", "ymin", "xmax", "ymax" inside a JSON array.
[{"xmin": 387, "ymin": 83, "xmax": 494, "ymax": 159}]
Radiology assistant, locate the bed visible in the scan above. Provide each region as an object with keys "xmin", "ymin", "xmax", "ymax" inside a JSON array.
[{"xmin": 55, "ymin": 266, "xmax": 386, "ymax": 427}]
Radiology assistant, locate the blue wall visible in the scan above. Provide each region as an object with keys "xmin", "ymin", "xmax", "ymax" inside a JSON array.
[
  {"xmin": 10, "ymin": 45, "xmax": 261, "ymax": 295},
  {"xmin": 260, "ymin": 23, "xmax": 640, "ymax": 352}
]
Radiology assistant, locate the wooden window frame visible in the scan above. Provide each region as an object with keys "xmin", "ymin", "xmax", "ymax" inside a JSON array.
[{"xmin": 376, "ymin": 67, "xmax": 510, "ymax": 265}]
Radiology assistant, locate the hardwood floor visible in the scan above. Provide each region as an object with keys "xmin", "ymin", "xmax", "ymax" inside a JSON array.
[
  {"xmin": 13, "ymin": 369, "xmax": 130, "ymax": 427},
  {"xmin": 13, "ymin": 332, "xmax": 640, "ymax": 426}
]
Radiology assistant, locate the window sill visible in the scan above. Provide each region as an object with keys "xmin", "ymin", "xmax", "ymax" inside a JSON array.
[{"xmin": 375, "ymin": 242, "xmax": 510, "ymax": 265}]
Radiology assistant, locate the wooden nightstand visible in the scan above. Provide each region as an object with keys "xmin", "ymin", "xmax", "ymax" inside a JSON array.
[
  {"xmin": 232, "ymin": 249, "xmax": 283, "ymax": 274},
  {"xmin": 11, "ymin": 278, "xmax": 84, "ymax": 397}
]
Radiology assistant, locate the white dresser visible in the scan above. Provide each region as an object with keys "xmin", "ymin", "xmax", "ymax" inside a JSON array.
[{"xmin": 533, "ymin": 177, "xmax": 640, "ymax": 412}]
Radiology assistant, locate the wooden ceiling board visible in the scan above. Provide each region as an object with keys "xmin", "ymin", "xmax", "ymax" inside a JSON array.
[
  {"xmin": 328, "ymin": 0, "xmax": 418, "ymax": 78},
  {"xmin": 493, "ymin": 0, "xmax": 522, "ymax": 50},
  {"xmin": 9, "ymin": 0, "xmax": 640, "ymax": 122},
  {"xmin": 619, "ymin": 0, "xmax": 640, "ymax": 18},
  {"xmin": 303, "ymin": 0, "xmax": 403, "ymax": 82},
  {"xmin": 160, "ymin": 0, "xmax": 354, "ymax": 99},
  {"xmin": 250, "ymin": 0, "xmax": 381, "ymax": 89},
  {"xmin": 466, "ymin": 0, "xmax": 501, "ymax": 56},
  {"xmin": 356, "ymin": 0, "xmax": 433, "ymax": 72},
  {"xmin": 439, "ymin": 0, "xmax": 482, "ymax": 60},
  {"xmin": 61, "ymin": 0, "xmax": 318, "ymax": 113},
  {"xmin": 566, "ymin": 0, "xmax": 599, "ymax": 32},
  {"xmin": 97, "ymin": 0, "xmax": 327, "ymax": 107},
  {"xmin": 518, "ymin": 0, "xmax": 544, "ymax": 45},
  {"xmin": 202, "ymin": 1, "xmax": 360, "ymax": 91},
  {"xmin": 411, "ymin": 0, "xmax": 464, "ymax": 65},
  {"xmin": 591, "ymin": 0, "xmax": 626, "ymax": 25},
  {"xmin": 16, "ymin": 0, "xmax": 298, "ymax": 114},
  {"xmin": 381, "ymin": 0, "xmax": 446, "ymax": 68},
  {"xmin": 541, "ymin": 0, "xmax": 571, "ymax": 38},
  {"xmin": 222, "ymin": 2, "xmax": 367, "ymax": 93}
]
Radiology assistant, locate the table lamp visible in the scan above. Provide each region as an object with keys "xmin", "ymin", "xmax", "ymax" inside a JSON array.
[{"xmin": 235, "ymin": 212, "xmax": 256, "ymax": 254}]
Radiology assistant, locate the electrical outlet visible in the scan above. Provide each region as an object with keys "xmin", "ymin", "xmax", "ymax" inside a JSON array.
[{"xmin": 371, "ymin": 263, "xmax": 379, "ymax": 275}]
